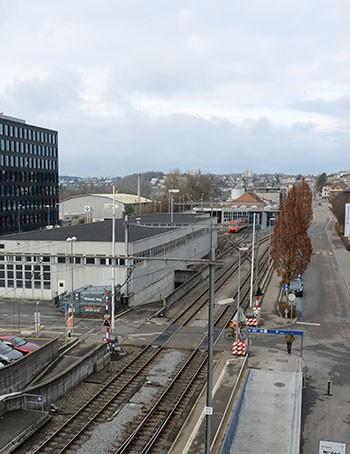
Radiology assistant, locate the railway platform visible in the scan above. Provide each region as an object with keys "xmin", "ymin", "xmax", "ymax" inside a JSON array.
[{"xmin": 0, "ymin": 409, "xmax": 50, "ymax": 453}]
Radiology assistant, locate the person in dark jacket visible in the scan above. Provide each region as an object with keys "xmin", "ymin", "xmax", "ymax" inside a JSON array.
[{"xmin": 285, "ymin": 334, "xmax": 295, "ymax": 354}]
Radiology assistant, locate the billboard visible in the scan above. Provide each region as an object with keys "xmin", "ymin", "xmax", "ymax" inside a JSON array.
[{"xmin": 345, "ymin": 203, "xmax": 350, "ymax": 237}]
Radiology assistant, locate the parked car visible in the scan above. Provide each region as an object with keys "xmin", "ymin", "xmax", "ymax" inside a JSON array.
[
  {"xmin": 289, "ymin": 278, "xmax": 304, "ymax": 297},
  {"xmin": 0, "ymin": 336, "xmax": 39, "ymax": 355},
  {"xmin": 0, "ymin": 341, "xmax": 23, "ymax": 364}
]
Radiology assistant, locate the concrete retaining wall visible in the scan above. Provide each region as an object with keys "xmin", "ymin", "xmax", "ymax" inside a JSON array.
[
  {"xmin": 1, "ymin": 343, "xmax": 109, "ymax": 414},
  {"xmin": 0, "ymin": 339, "xmax": 60, "ymax": 396},
  {"xmin": 23, "ymin": 343, "xmax": 109, "ymax": 409}
]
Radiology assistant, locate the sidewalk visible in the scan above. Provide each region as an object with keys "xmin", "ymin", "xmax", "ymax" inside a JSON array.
[{"xmin": 229, "ymin": 270, "xmax": 303, "ymax": 454}]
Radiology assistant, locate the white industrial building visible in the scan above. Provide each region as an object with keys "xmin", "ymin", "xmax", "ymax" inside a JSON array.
[
  {"xmin": 59, "ymin": 193, "xmax": 153, "ymax": 224},
  {"xmin": 0, "ymin": 213, "xmax": 216, "ymax": 307}
]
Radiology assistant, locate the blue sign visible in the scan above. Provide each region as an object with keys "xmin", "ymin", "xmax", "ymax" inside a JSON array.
[{"xmin": 247, "ymin": 328, "xmax": 304, "ymax": 336}]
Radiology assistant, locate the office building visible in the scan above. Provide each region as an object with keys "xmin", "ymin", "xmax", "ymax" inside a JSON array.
[{"xmin": 0, "ymin": 114, "xmax": 58, "ymax": 235}]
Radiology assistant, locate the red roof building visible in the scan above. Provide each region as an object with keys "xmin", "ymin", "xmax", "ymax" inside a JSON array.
[{"xmin": 230, "ymin": 191, "xmax": 266, "ymax": 209}]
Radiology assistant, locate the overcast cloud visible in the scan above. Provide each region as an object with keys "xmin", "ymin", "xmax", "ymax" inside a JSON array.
[{"xmin": 0, "ymin": 0, "xmax": 349, "ymax": 176}]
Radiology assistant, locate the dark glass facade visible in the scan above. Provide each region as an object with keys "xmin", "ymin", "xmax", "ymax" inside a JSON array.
[{"xmin": 0, "ymin": 114, "xmax": 58, "ymax": 236}]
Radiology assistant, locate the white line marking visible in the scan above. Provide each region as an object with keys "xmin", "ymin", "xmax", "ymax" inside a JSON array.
[
  {"xmin": 126, "ymin": 332, "xmax": 162, "ymax": 338},
  {"xmin": 296, "ymin": 321, "xmax": 321, "ymax": 326}
]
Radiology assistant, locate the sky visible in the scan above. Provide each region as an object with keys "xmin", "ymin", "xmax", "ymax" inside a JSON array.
[{"xmin": 0, "ymin": 0, "xmax": 350, "ymax": 176}]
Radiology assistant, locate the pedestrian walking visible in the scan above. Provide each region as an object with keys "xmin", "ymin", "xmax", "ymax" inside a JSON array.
[{"xmin": 285, "ymin": 334, "xmax": 295, "ymax": 355}]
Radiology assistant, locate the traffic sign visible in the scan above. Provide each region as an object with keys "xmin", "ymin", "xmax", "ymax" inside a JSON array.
[
  {"xmin": 288, "ymin": 292, "xmax": 296, "ymax": 303},
  {"xmin": 103, "ymin": 317, "xmax": 111, "ymax": 328},
  {"xmin": 204, "ymin": 406, "xmax": 213, "ymax": 415},
  {"xmin": 247, "ymin": 328, "xmax": 304, "ymax": 336}
]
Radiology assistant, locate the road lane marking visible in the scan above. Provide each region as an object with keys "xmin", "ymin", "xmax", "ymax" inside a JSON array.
[{"xmin": 296, "ymin": 321, "xmax": 321, "ymax": 326}]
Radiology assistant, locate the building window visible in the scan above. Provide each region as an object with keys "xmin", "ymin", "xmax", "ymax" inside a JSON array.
[
  {"xmin": 57, "ymin": 256, "xmax": 66, "ymax": 264},
  {"xmin": 25, "ymin": 280, "xmax": 32, "ymax": 289},
  {"xmin": 86, "ymin": 257, "xmax": 95, "ymax": 265}
]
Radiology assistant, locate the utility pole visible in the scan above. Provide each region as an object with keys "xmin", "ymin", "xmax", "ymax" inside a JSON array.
[
  {"xmin": 254, "ymin": 214, "xmax": 259, "ymax": 299},
  {"xmin": 249, "ymin": 213, "xmax": 256, "ymax": 307},
  {"xmin": 111, "ymin": 185, "xmax": 116, "ymax": 334},
  {"xmin": 124, "ymin": 214, "xmax": 129, "ymax": 300},
  {"xmin": 17, "ymin": 203, "xmax": 21, "ymax": 233},
  {"xmin": 205, "ymin": 218, "xmax": 215, "ymax": 454}
]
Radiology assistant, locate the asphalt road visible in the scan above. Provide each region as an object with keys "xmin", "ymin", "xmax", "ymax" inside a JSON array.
[{"xmin": 300, "ymin": 202, "xmax": 350, "ymax": 452}]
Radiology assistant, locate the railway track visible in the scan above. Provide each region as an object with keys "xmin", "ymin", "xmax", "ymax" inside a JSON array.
[
  {"xmin": 30, "ymin": 234, "xmax": 270, "ymax": 454},
  {"xmin": 113, "ymin": 246, "xmax": 271, "ymax": 453}
]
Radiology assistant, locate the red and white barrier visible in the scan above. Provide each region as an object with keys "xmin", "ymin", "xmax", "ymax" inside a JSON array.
[{"xmin": 232, "ymin": 340, "xmax": 247, "ymax": 356}]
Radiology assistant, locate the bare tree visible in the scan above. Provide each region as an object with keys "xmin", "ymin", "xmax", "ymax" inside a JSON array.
[{"xmin": 272, "ymin": 180, "xmax": 313, "ymax": 283}]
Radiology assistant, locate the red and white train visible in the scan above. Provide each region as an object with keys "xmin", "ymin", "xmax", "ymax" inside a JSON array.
[{"xmin": 227, "ymin": 217, "xmax": 249, "ymax": 233}]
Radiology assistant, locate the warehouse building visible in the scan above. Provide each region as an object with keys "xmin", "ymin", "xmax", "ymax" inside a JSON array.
[
  {"xmin": 60, "ymin": 193, "xmax": 152, "ymax": 224},
  {"xmin": 0, "ymin": 213, "xmax": 216, "ymax": 307}
]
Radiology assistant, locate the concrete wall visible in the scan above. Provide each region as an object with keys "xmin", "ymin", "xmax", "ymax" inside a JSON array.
[
  {"xmin": 0, "ymin": 339, "xmax": 60, "ymax": 395},
  {"xmin": 23, "ymin": 343, "xmax": 108, "ymax": 409},
  {"xmin": 1, "ymin": 344, "xmax": 109, "ymax": 414},
  {"xmin": 129, "ymin": 222, "xmax": 216, "ymax": 306}
]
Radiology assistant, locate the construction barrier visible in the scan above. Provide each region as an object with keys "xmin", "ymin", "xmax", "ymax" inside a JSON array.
[{"xmin": 231, "ymin": 340, "xmax": 247, "ymax": 356}]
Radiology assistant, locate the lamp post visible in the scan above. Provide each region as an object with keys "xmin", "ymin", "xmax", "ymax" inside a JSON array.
[
  {"xmin": 237, "ymin": 246, "xmax": 248, "ymax": 340},
  {"xmin": 66, "ymin": 236, "xmax": 77, "ymax": 338},
  {"xmin": 45, "ymin": 204, "xmax": 50, "ymax": 226},
  {"xmin": 168, "ymin": 189, "xmax": 180, "ymax": 224},
  {"xmin": 111, "ymin": 185, "xmax": 116, "ymax": 335},
  {"xmin": 249, "ymin": 213, "xmax": 256, "ymax": 307},
  {"xmin": 269, "ymin": 216, "xmax": 276, "ymax": 266},
  {"xmin": 17, "ymin": 203, "xmax": 22, "ymax": 233},
  {"xmin": 205, "ymin": 217, "xmax": 215, "ymax": 454}
]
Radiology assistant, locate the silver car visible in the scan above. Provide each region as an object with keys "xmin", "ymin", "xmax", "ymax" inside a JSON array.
[{"xmin": 0, "ymin": 340, "xmax": 23, "ymax": 364}]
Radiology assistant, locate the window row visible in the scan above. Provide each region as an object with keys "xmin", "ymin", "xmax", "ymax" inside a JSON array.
[
  {"xmin": 0, "ymin": 213, "xmax": 51, "ymax": 228},
  {"xmin": 0, "ymin": 153, "xmax": 57, "ymax": 170},
  {"xmin": 0, "ymin": 123, "xmax": 56, "ymax": 144},
  {"xmin": 0, "ymin": 169, "xmax": 58, "ymax": 183},
  {"xmin": 0, "ymin": 139, "xmax": 57, "ymax": 157},
  {"xmin": 0, "ymin": 185, "xmax": 57, "ymax": 198},
  {"xmin": 0, "ymin": 279, "xmax": 51, "ymax": 289},
  {"xmin": 0, "ymin": 255, "xmax": 127, "ymax": 266}
]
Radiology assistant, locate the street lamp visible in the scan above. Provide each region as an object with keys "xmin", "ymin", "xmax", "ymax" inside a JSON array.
[
  {"xmin": 237, "ymin": 246, "xmax": 248, "ymax": 340},
  {"xmin": 66, "ymin": 237, "xmax": 77, "ymax": 328},
  {"xmin": 269, "ymin": 216, "xmax": 276, "ymax": 266},
  {"xmin": 45, "ymin": 204, "xmax": 50, "ymax": 226},
  {"xmin": 168, "ymin": 189, "xmax": 180, "ymax": 224},
  {"xmin": 17, "ymin": 203, "xmax": 22, "ymax": 233}
]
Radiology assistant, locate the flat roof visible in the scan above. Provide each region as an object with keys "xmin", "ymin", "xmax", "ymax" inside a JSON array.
[
  {"xmin": 0, "ymin": 113, "xmax": 57, "ymax": 133},
  {"xmin": 0, "ymin": 213, "xmax": 209, "ymax": 243}
]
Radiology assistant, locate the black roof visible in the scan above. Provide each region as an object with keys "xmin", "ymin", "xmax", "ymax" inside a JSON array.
[{"xmin": 0, "ymin": 213, "xmax": 209, "ymax": 243}]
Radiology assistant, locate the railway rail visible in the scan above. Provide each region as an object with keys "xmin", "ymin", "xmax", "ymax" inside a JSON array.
[
  {"xmin": 113, "ymin": 246, "xmax": 271, "ymax": 453},
  {"xmin": 30, "ymin": 234, "xmax": 271, "ymax": 454}
]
